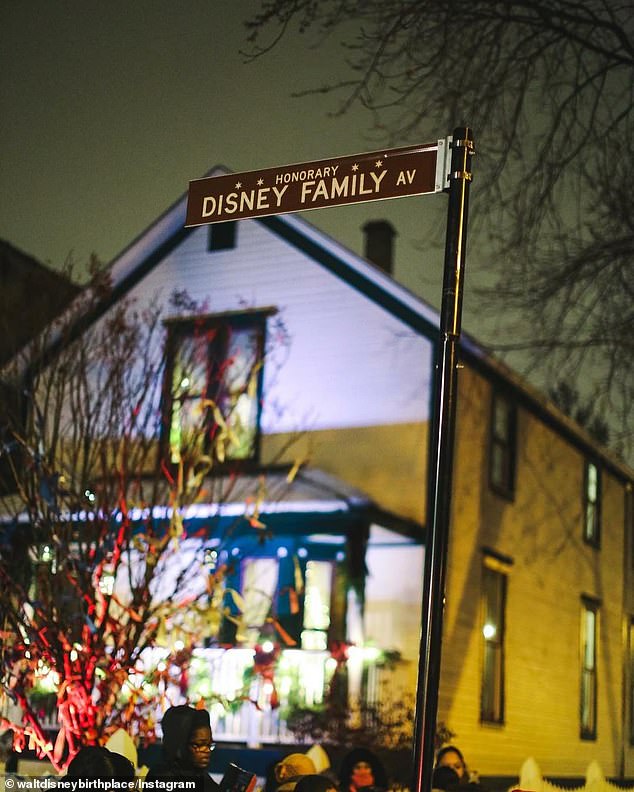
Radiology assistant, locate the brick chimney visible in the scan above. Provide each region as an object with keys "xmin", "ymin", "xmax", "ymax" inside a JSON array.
[{"xmin": 362, "ymin": 220, "xmax": 396, "ymax": 275}]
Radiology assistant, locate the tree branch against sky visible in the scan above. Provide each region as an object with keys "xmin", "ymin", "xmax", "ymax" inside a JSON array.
[{"xmin": 244, "ymin": 0, "xmax": 633, "ymax": 460}]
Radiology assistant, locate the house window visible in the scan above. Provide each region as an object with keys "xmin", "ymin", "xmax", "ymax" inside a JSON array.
[
  {"xmin": 580, "ymin": 596, "xmax": 599, "ymax": 739},
  {"xmin": 628, "ymin": 487, "xmax": 634, "ymax": 571},
  {"xmin": 208, "ymin": 221, "xmax": 237, "ymax": 251},
  {"xmin": 237, "ymin": 556, "xmax": 334, "ymax": 649},
  {"xmin": 242, "ymin": 557, "xmax": 279, "ymax": 644},
  {"xmin": 489, "ymin": 391, "xmax": 516, "ymax": 498},
  {"xmin": 481, "ymin": 563, "xmax": 506, "ymax": 723},
  {"xmin": 165, "ymin": 311, "xmax": 270, "ymax": 468},
  {"xmin": 301, "ymin": 560, "xmax": 333, "ymax": 651},
  {"xmin": 583, "ymin": 461, "xmax": 601, "ymax": 547},
  {"xmin": 629, "ymin": 618, "xmax": 634, "ymax": 745}
]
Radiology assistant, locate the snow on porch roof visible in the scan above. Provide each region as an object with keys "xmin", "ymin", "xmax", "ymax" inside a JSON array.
[
  {"xmin": 2, "ymin": 467, "xmax": 422, "ymax": 542},
  {"xmin": 125, "ymin": 467, "xmax": 423, "ymax": 542}
]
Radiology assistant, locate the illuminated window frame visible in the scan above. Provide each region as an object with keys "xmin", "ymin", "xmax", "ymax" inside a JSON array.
[
  {"xmin": 580, "ymin": 595, "xmax": 599, "ymax": 740},
  {"xmin": 301, "ymin": 560, "xmax": 334, "ymax": 651},
  {"xmin": 583, "ymin": 460, "xmax": 601, "ymax": 548},
  {"xmin": 489, "ymin": 390, "xmax": 517, "ymax": 499},
  {"xmin": 241, "ymin": 556, "xmax": 279, "ymax": 644},
  {"xmin": 629, "ymin": 617, "xmax": 634, "ymax": 746},
  {"xmin": 480, "ymin": 556, "xmax": 508, "ymax": 724},
  {"xmin": 162, "ymin": 309, "xmax": 272, "ymax": 470},
  {"xmin": 235, "ymin": 555, "xmax": 334, "ymax": 649}
]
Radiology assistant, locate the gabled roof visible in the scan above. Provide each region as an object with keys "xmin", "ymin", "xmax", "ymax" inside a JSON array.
[
  {"xmin": 74, "ymin": 165, "xmax": 463, "ymax": 345},
  {"xmin": 6, "ymin": 168, "xmax": 632, "ymax": 482}
]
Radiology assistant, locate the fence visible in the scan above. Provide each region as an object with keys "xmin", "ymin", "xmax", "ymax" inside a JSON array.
[{"xmin": 513, "ymin": 758, "xmax": 634, "ymax": 792}]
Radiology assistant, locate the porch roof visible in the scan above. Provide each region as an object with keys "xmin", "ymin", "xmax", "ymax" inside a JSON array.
[
  {"xmin": 132, "ymin": 466, "xmax": 423, "ymax": 543},
  {"xmin": 1, "ymin": 466, "xmax": 424, "ymax": 544}
]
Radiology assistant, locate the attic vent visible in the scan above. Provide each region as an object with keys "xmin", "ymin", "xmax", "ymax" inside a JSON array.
[
  {"xmin": 362, "ymin": 220, "xmax": 396, "ymax": 275},
  {"xmin": 208, "ymin": 221, "xmax": 237, "ymax": 252}
]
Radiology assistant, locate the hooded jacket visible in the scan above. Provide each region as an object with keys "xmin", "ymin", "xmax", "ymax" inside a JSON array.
[
  {"xmin": 338, "ymin": 748, "xmax": 388, "ymax": 792},
  {"xmin": 146, "ymin": 706, "xmax": 220, "ymax": 792}
]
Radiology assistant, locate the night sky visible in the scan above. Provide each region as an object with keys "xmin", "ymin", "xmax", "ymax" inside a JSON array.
[{"xmin": 1, "ymin": 2, "xmax": 490, "ymax": 347}]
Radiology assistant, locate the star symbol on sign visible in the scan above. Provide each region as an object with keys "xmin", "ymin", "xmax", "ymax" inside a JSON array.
[
  {"xmin": 235, "ymin": 181, "xmax": 242, "ymax": 189},
  {"xmin": 257, "ymin": 178, "xmax": 264, "ymax": 186},
  {"xmin": 352, "ymin": 163, "xmax": 359, "ymax": 171},
  {"xmin": 375, "ymin": 160, "xmax": 383, "ymax": 168}
]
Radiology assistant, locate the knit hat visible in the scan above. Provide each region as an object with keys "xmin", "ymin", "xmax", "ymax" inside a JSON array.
[{"xmin": 275, "ymin": 753, "xmax": 317, "ymax": 783}]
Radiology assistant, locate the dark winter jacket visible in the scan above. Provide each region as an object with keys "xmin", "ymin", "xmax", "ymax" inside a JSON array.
[
  {"xmin": 432, "ymin": 765, "xmax": 485, "ymax": 792},
  {"xmin": 338, "ymin": 748, "xmax": 387, "ymax": 792},
  {"xmin": 145, "ymin": 706, "xmax": 220, "ymax": 792}
]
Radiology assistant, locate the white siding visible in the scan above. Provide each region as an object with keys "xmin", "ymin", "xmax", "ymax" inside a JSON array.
[{"xmin": 113, "ymin": 217, "xmax": 433, "ymax": 435}]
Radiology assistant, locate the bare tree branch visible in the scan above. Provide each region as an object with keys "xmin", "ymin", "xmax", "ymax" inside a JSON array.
[
  {"xmin": 0, "ymin": 275, "xmax": 302, "ymax": 769},
  {"xmin": 244, "ymin": 0, "xmax": 633, "ymax": 461}
]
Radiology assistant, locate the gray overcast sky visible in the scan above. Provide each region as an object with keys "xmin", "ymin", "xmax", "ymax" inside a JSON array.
[{"xmin": 0, "ymin": 1, "xmax": 484, "ymax": 335}]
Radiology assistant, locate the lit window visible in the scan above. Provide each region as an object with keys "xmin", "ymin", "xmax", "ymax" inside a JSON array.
[
  {"xmin": 489, "ymin": 391, "xmax": 516, "ymax": 498},
  {"xmin": 301, "ymin": 561, "xmax": 333, "ymax": 651},
  {"xmin": 237, "ymin": 556, "xmax": 335, "ymax": 649},
  {"xmin": 165, "ymin": 311, "xmax": 269, "ymax": 468},
  {"xmin": 629, "ymin": 618, "xmax": 634, "ymax": 745},
  {"xmin": 583, "ymin": 461, "xmax": 601, "ymax": 547},
  {"xmin": 481, "ymin": 564, "xmax": 506, "ymax": 723},
  {"xmin": 242, "ymin": 557, "xmax": 279, "ymax": 644},
  {"xmin": 580, "ymin": 596, "xmax": 599, "ymax": 739}
]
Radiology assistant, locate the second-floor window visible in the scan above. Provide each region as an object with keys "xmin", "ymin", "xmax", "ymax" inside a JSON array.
[
  {"xmin": 489, "ymin": 390, "xmax": 517, "ymax": 498},
  {"xmin": 583, "ymin": 460, "xmax": 601, "ymax": 547},
  {"xmin": 208, "ymin": 221, "xmax": 237, "ymax": 252},
  {"xmin": 164, "ymin": 310, "xmax": 269, "ymax": 469}
]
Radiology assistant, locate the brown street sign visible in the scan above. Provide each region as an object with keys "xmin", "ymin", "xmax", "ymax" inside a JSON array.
[{"xmin": 185, "ymin": 141, "xmax": 446, "ymax": 226}]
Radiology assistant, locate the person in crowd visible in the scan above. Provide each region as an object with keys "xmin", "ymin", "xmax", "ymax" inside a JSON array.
[
  {"xmin": 274, "ymin": 752, "xmax": 318, "ymax": 792},
  {"xmin": 145, "ymin": 704, "xmax": 220, "ymax": 792},
  {"xmin": 295, "ymin": 775, "xmax": 339, "ymax": 792},
  {"xmin": 431, "ymin": 765, "xmax": 461, "ymax": 792},
  {"xmin": 109, "ymin": 750, "xmax": 138, "ymax": 778},
  {"xmin": 65, "ymin": 746, "xmax": 135, "ymax": 778},
  {"xmin": 434, "ymin": 746, "xmax": 483, "ymax": 792},
  {"xmin": 338, "ymin": 748, "xmax": 387, "ymax": 792}
]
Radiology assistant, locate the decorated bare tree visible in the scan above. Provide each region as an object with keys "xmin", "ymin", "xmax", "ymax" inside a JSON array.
[
  {"xmin": 0, "ymin": 268, "xmax": 296, "ymax": 771},
  {"xmin": 244, "ymin": 1, "xmax": 633, "ymax": 461}
]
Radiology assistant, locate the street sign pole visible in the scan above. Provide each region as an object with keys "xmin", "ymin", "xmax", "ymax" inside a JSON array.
[
  {"xmin": 185, "ymin": 130, "xmax": 474, "ymax": 792},
  {"xmin": 412, "ymin": 127, "xmax": 474, "ymax": 792}
]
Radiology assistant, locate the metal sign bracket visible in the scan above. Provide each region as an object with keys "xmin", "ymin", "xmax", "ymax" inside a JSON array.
[{"xmin": 435, "ymin": 136, "xmax": 453, "ymax": 193}]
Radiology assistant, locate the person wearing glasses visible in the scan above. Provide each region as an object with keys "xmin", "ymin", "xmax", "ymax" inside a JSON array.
[{"xmin": 146, "ymin": 704, "xmax": 220, "ymax": 791}]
